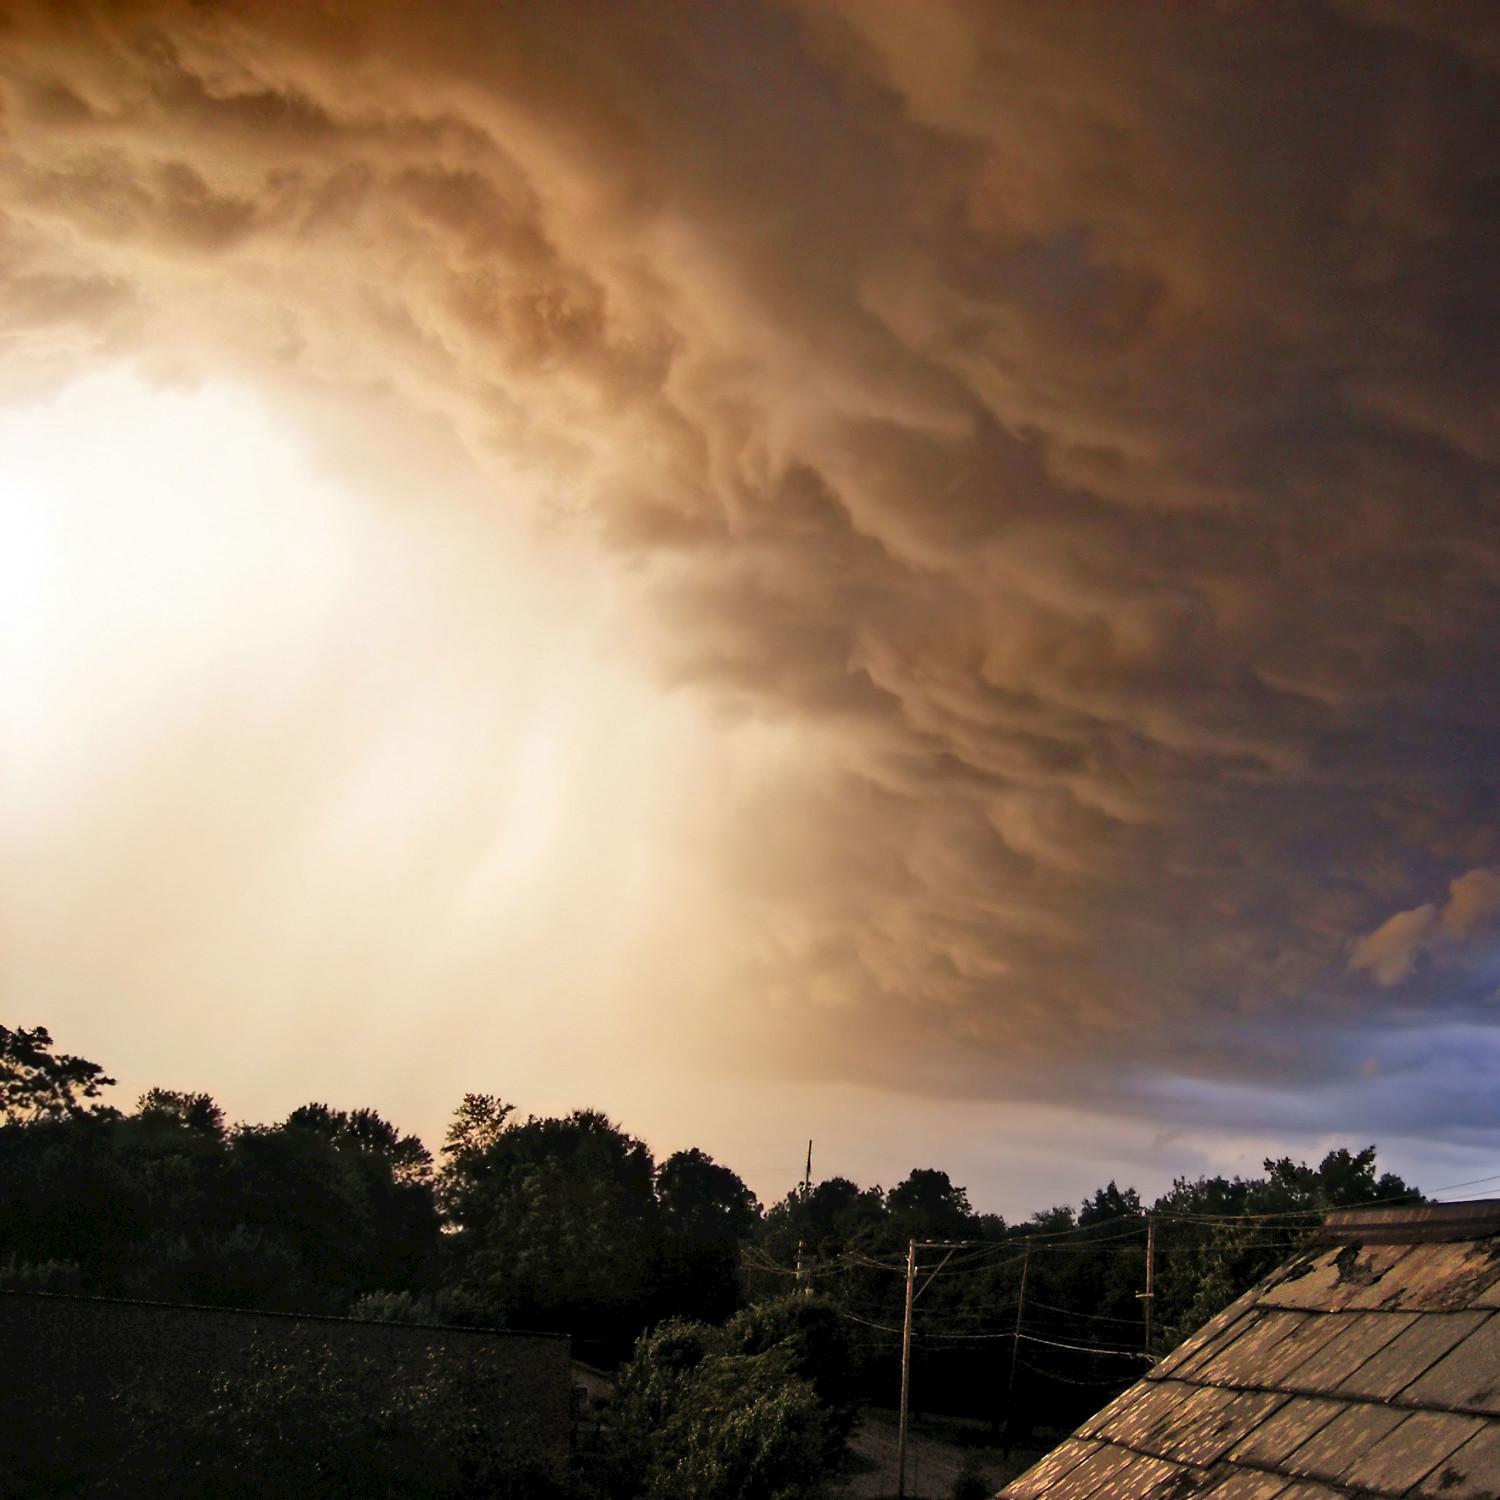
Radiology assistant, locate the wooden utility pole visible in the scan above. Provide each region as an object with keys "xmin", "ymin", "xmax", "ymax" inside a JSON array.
[
  {"xmin": 896, "ymin": 1237, "xmax": 916, "ymax": 1499},
  {"xmin": 1139, "ymin": 1214, "xmax": 1156, "ymax": 1355},
  {"xmin": 1005, "ymin": 1240, "xmax": 1030, "ymax": 1450}
]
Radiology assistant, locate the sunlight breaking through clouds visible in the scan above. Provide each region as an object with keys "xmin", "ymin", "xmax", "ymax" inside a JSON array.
[{"xmin": 3, "ymin": 2, "xmax": 1500, "ymax": 1204}]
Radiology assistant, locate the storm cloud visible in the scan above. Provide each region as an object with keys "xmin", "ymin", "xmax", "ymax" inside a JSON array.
[{"xmin": 3, "ymin": 0, "xmax": 1500, "ymax": 1130}]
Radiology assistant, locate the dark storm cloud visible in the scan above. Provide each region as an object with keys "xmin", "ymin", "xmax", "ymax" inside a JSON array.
[{"xmin": 3, "ymin": 0, "xmax": 1499, "ymax": 1120}]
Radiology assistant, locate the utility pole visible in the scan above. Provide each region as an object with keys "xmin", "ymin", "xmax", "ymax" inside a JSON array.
[
  {"xmin": 1005, "ymin": 1240, "xmax": 1030, "ymax": 1452},
  {"xmin": 1138, "ymin": 1213, "xmax": 1156, "ymax": 1356},
  {"xmin": 889, "ymin": 1239, "xmax": 967, "ymax": 1492},
  {"xmin": 896, "ymin": 1238, "xmax": 916, "ymax": 1500},
  {"xmin": 803, "ymin": 1139, "xmax": 813, "ymax": 1197}
]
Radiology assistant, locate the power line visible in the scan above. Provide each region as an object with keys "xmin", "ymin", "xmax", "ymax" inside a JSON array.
[
  {"xmin": 1014, "ymin": 1355, "xmax": 1133, "ymax": 1389},
  {"xmin": 1018, "ymin": 1331, "xmax": 1153, "ymax": 1360},
  {"xmin": 1028, "ymin": 1297, "xmax": 1147, "ymax": 1327},
  {"xmin": 836, "ymin": 1304, "xmax": 1154, "ymax": 1351}
]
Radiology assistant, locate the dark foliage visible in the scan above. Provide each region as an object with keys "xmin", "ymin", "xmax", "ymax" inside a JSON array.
[
  {"xmin": 717, "ymin": 1295, "xmax": 858, "ymax": 1454},
  {"xmin": 652, "ymin": 1147, "xmax": 763, "ymax": 1325},
  {"xmin": 590, "ymin": 1299, "xmax": 834, "ymax": 1500},
  {"xmin": 747, "ymin": 1146, "xmax": 1422, "ymax": 1440},
  {"xmin": 0, "ymin": 1100, "xmax": 441, "ymax": 1312},
  {"xmin": 0, "ymin": 1020, "xmax": 1428, "ymax": 1483},
  {"xmin": 1, "ymin": 1025, "xmax": 116, "ymax": 1125},
  {"xmin": 3, "ymin": 1340, "xmax": 576, "ymax": 1500}
]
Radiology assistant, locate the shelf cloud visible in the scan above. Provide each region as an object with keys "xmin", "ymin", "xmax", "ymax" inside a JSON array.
[{"xmin": 4, "ymin": 0, "xmax": 1500, "ymax": 1133}]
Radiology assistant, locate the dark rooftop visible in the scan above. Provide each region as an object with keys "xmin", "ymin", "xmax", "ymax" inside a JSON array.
[
  {"xmin": 1000, "ymin": 1200, "xmax": 1500, "ymax": 1499},
  {"xmin": 1319, "ymin": 1201, "xmax": 1500, "ymax": 1246}
]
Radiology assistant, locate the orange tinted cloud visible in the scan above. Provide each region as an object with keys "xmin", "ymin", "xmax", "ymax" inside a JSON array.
[{"xmin": 3, "ymin": 1, "xmax": 1500, "ymax": 1120}]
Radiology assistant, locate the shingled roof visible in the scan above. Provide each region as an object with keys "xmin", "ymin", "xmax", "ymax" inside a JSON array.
[{"xmin": 1000, "ymin": 1200, "xmax": 1500, "ymax": 1500}]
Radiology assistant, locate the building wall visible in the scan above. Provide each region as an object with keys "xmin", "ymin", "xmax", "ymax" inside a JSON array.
[{"xmin": 0, "ymin": 1289, "xmax": 572, "ymax": 1483}]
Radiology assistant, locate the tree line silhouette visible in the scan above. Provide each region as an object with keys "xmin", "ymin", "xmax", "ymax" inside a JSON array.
[{"xmin": 1, "ymin": 1021, "xmax": 1424, "ymax": 1495}]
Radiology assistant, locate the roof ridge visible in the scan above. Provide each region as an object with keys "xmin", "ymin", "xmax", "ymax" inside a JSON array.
[{"xmin": 1320, "ymin": 1199, "xmax": 1500, "ymax": 1244}]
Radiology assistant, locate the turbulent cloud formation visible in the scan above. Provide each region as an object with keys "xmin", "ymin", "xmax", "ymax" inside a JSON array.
[
  {"xmin": 3, "ymin": 0, "xmax": 1500, "ymax": 1124},
  {"xmin": 1351, "ymin": 868, "xmax": 1500, "ymax": 988}
]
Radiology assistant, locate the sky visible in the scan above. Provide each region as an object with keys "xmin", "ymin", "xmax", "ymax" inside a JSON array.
[{"xmin": 3, "ymin": 0, "xmax": 1500, "ymax": 1218}]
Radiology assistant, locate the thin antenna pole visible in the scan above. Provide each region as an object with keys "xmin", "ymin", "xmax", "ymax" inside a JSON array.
[
  {"xmin": 797, "ymin": 1142, "xmax": 813, "ymax": 1297},
  {"xmin": 1005, "ymin": 1240, "xmax": 1030, "ymax": 1450},
  {"xmin": 897, "ymin": 1237, "xmax": 916, "ymax": 1499}
]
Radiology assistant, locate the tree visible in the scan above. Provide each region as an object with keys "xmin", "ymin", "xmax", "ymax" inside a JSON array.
[
  {"xmin": 652, "ymin": 1148, "xmax": 761, "ymax": 1324},
  {"xmin": 441, "ymin": 1093, "xmax": 515, "ymax": 1165},
  {"xmin": 887, "ymin": 1168, "xmax": 977, "ymax": 1239},
  {"xmin": 1079, "ymin": 1181, "xmax": 1142, "ymax": 1226},
  {"xmin": 225, "ymin": 1110, "xmax": 440, "ymax": 1310},
  {"xmin": 656, "ymin": 1149, "xmax": 760, "ymax": 1242},
  {"xmin": 600, "ymin": 1304, "xmax": 833, "ymax": 1500},
  {"xmin": 717, "ymin": 1295, "xmax": 857, "ymax": 1451},
  {"xmin": 1, "ymin": 1024, "xmax": 115, "ymax": 1123},
  {"xmin": 757, "ymin": 1176, "xmax": 886, "ymax": 1269},
  {"xmin": 1264, "ymin": 1145, "xmax": 1420, "ymax": 1210},
  {"xmin": 439, "ymin": 1106, "xmax": 658, "ymax": 1353},
  {"xmin": 1151, "ymin": 1146, "xmax": 1423, "ymax": 1345},
  {"xmin": 138, "ymin": 1088, "xmax": 226, "ymax": 1137},
  {"xmin": 285, "ymin": 1102, "xmax": 433, "ymax": 1184}
]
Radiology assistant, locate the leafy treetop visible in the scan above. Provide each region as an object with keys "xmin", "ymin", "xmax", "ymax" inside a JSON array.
[
  {"xmin": 656, "ymin": 1148, "xmax": 761, "ymax": 1242},
  {"xmin": 285, "ymin": 1102, "xmax": 434, "ymax": 1182},
  {"xmin": 1, "ymin": 1024, "xmax": 116, "ymax": 1124},
  {"xmin": 137, "ymin": 1088, "xmax": 227, "ymax": 1137},
  {"xmin": 441, "ymin": 1094, "xmax": 515, "ymax": 1165}
]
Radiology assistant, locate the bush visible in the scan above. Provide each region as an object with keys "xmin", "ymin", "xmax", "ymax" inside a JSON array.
[
  {"xmin": 600, "ymin": 1307, "xmax": 835, "ymax": 1500},
  {"xmin": 348, "ymin": 1284, "xmax": 503, "ymax": 1328},
  {"xmin": 951, "ymin": 1469, "xmax": 991, "ymax": 1500},
  {"xmin": 720, "ymin": 1296, "xmax": 857, "ymax": 1452},
  {"xmin": 0, "ymin": 1256, "xmax": 84, "ymax": 1294},
  {"xmin": 3, "ymin": 1341, "xmax": 571, "ymax": 1500}
]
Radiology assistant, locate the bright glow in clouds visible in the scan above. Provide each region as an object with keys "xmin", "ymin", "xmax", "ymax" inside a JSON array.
[
  {"xmin": 0, "ymin": 370, "xmax": 1149, "ymax": 1210},
  {"xmin": 0, "ymin": 367, "xmax": 745, "ymax": 1155},
  {"xmin": 2, "ymin": 372, "xmax": 351, "ymax": 809},
  {"xmin": 0, "ymin": 366, "xmax": 1485, "ymax": 1218},
  {"xmin": 6, "ymin": 3, "xmax": 1500, "ymax": 1215}
]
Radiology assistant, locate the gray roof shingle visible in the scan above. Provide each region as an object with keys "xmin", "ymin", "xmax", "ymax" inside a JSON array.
[{"xmin": 999, "ymin": 1202, "xmax": 1500, "ymax": 1499}]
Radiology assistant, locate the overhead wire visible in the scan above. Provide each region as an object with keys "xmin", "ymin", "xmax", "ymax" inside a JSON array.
[
  {"xmin": 743, "ymin": 1163, "xmax": 1500, "ymax": 1414},
  {"xmin": 834, "ymin": 1308, "xmax": 1145, "ymax": 1352},
  {"xmin": 749, "ymin": 1173, "xmax": 1497, "ymax": 1392},
  {"xmin": 1017, "ymin": 1332, "xmax": 1152, "ymax": 1360},
  {"xmin": 1014, "ymin": 1355, "xmax": 1130, "ymax": 1388},
  {"xmin": 1027, "ymin": 1297, "xmax": 1147, "ymax": 1327}
]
